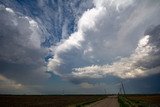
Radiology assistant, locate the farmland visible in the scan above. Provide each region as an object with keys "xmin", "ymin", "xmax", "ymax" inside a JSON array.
[
  {"xmin": 0, "ymin": 95, "xmax": 106, "ymax": 107},
  {"xmin": 118, "ymin": 94, "xmax": 160, "ymax": 107},
  {"xmin": 1, "ymin": 94, "xmax": 160, "ymax": 107}
]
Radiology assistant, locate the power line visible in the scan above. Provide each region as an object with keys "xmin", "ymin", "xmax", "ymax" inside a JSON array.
[
  {"xmin": 121, "ymin": 82, "xmax": 126, "ymax": 95},
  {"xmin": 118, "ymin": 82, "xmax": 126, "ymax": 95}
]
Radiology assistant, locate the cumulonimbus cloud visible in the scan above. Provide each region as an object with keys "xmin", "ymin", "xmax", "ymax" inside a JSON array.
[{"xmin": 47, "ymin": 0, "xmax": 160, "ymax": 81}]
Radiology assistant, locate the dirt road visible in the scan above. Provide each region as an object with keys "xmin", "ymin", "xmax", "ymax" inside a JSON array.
[{"xmin": 86, "ymin": 96, "xmax": 119, "ymax": 107}]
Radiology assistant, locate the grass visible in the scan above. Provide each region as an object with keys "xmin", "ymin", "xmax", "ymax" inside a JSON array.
[
  {"xmin": 118, "ymin": 96, "xmax": 135, "ymax": 107},
  {"xmin": 118, "ymin": 94, "xmax": 160, "ymax": 107}
]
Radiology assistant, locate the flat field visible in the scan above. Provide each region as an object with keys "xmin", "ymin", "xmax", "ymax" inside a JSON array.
[
  {"xmin": 0, "ymin": 95, "xmax": 106, "ymax": 107},
  {"xmin": 126, "ymin": 95, "xmax": 160, "ymax": 106}
]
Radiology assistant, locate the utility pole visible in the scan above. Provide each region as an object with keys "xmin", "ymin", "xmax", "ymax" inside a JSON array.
[
  {"xmin": 62, "ymin": 89, "xmax": 64, "ymax": 95},
  {"xmin": 119, "ymin": 87, "xmax": 122, "ymax": 95},
  {"xmin": 104, "ymin": 89, "xmax": 107, "ymax": 95},
  {"xmin": 121, "ymin": 82, "xmax": 126, "ymax": 95}
]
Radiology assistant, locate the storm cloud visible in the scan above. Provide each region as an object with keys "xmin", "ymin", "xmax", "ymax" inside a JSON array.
[
  {"xmin": 48, "ymin": 0, "xmax": 160, "ymax": 81},
  {"xmin": 0, "ymin": 0, "xmax": 160, "ymax": 94},
  {"xmin": 0, "ymin": 5, "xmax": 49, "ymax": 93}
]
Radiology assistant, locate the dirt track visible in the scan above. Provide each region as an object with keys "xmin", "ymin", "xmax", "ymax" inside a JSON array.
[{"xmin": 86, "ymin": 96, "xmax": 119, "ymax": 107}]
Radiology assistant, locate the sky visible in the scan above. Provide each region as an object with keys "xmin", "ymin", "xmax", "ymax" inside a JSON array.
[{"xmin": 0, "ymin": 0, "xmax": 160, "ymax": 94}]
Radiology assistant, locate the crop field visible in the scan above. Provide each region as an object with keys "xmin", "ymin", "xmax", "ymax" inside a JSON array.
[
  {"xmin": 118, "ymin": 94, "xmax": 160, "ymax": 107},
  {"xmin": 0, "ymin": 95, "xmax": 106, "ymax": 107},
  {"xmin": 127, "ymin": 95, "xmax": 160, "ymax": 106}
]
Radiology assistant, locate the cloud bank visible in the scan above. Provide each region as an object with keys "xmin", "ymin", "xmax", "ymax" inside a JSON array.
[
  {"xmin": 73, "ymin": 34, "xmax": 159, "ymax": 78},
  {"xmin": 48, "ymin": 0, "xmax": 160, "ymax": 81},
  {"xmin": 0, "ymin": 5, "xmax": 49, "ymax": 92},
  {"xmin": 0, "ymin": 1, "xmax": 94, "ymax": 94},
  {"xmin": 0, "ymin": 0, "xmax": 160, "ymax": 94}
]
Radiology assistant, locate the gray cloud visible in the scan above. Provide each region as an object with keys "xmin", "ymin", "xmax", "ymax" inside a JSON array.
[{"xmin": 0, "ymin": 5, "xmax": 49, "ymax": 93}]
